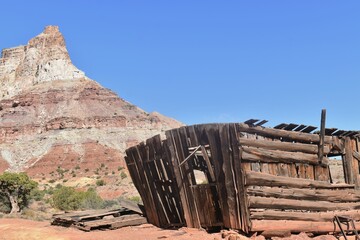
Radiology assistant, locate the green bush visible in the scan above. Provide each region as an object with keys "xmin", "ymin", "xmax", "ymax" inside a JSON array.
[
  {"xmin": 96, "ymin": 179, "xmax": 105, "ymax": 186},
  {"xmin": 0, "ymin": 194, "xmax": 10, "ymax": 213},
  {"xmin": 52, "ymin": 186, "xmax": 82, "ymax": 211},
  {"xmin": 81, "ymin": 188, "xmax": 103, "ymax": 209},
  {"xmin": 120, "ymin": 172, "xmax": 127, "ymax": 179},
  {"xmin": 51, "ymin": 186, "xmax": 103, "ymax": 211},
  {"xmin": 30, "ymin": 189, "xmax": 45, "ymax": 201}
]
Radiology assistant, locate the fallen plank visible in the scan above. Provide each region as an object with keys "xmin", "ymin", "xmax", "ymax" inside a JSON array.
[
  {"xmin": 75, "ymin": 214, "xmax": 147, "ymax": 231},
  {"xmin": 118, "ymin": 199, "xmax": 144, "ymax": 215}
]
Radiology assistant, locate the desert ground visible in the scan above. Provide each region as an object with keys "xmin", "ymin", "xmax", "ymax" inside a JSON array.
[{"xmin": 0, "ymin": 218, "xmax": 223, "ymax": 240}]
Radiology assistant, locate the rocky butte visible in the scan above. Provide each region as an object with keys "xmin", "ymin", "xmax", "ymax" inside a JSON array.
[{"xmin": 0, "ymin": 26, "xmax": 183, "ymax": 181}]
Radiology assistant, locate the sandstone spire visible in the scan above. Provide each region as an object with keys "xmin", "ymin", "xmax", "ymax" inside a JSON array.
[{"xmin": 0, "ymin": 26, "xmax": 85, "ymax": 99}]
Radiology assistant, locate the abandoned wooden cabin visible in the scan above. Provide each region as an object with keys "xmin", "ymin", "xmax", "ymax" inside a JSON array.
[{"xmin": 125, "ymin": 113, "xmax": 360, "ymax": 234}]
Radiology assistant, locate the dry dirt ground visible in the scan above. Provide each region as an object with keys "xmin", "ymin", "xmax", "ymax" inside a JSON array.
[
  {"xmin": 0, "ymin": 218, "xmax": 344, "ymax": 240},
  {"xmin": 0, "ymin": 218, "xmax": 223, "ymax": 240}
]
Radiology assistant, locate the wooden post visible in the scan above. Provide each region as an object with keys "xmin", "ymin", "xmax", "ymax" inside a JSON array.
[{"xmin": 318, "ymin": 109, "xmax": 326, "ymax": 163}]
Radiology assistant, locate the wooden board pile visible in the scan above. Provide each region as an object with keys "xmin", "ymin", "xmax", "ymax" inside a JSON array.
[{"xmin": 51, "ymin": 200, "xmax": 147, "ymax": 231}]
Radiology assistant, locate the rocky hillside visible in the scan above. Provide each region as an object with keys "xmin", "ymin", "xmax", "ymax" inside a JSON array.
[{"xmin": 0, "ymin": 26, "xmax": 183, "ymax": 180}]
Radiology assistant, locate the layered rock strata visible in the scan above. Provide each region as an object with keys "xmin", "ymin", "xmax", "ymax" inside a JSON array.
[{"xmin": 0, "ymin": 26, "xmax": 182, "ymax": 178}]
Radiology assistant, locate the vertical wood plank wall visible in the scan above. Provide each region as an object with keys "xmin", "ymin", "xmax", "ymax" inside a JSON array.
[{"xmin": 125, "ymin": 135, "xmax": 184, "ymax": 228}]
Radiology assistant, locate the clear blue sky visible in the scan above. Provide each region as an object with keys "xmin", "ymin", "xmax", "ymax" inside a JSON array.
[{"xmin": 1, "ymin": 1, "xmax": 360, "ymax": 130}]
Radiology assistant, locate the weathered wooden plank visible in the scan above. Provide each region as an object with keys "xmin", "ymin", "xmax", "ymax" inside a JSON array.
[
  {"xmin": 297, "ymin": 164, "xmax": 306, "ymax": 179},
  {"xmin": 229, "ymin": 124, "xmax": 243, "ymax": 230},
  {"xmin": 205, "ymin": 124, "xmax": 230, "ymax": 228},
  {"xmin": 283, "ymin": 123, "xmax": 298, "ymax": 131},
  {"xmin": 200, "ymin": 146, "xmax": 215, "ymax": 182},
  {"xmin": 239, "ymin": 138, "xmax": 330, "ymax": 154},
  {"xmin": 124, "ymin": 154, "xmax": 147, "ymax": 206},
  {"xmin": 241, "ymin": 146, "xmax": 329, "ymax": 166},
  {"xmin": 254, "ymin": 135, "xmax": 269, "ymax": 176},
  {"xmin": 187, "ymin": 125, "xmax": 200, "ymax": 146},
  {"xmin": 277, "ymin": 163, "xmax": 289, "ymax": 177},
  {"xmin": 109, "ymin": 216, "xmax": 148, "ymax": 230},
  {"xmin": 237, "ymin": 123, "xmax": 333, "ymax": 144},
  {"xmin": 231, "ymin": 124, "xmax": 250, "ymax": 232},
  {"xmin": 301, "ymin": 126, "xmax": 317, "ymax": 133},
  {"xmin": 134, "ymin": 143, "xmax": 161, "ymax": 226},
  {"xmin": 192, "ymin": 185, "xmax": 219, "ymax": 227},
  {"xmin": 75, "ymin": 214, "xmax": 147, "ymax": 231},
  {"xmin": 161, "ymin": 138, "xmax": 185, "ymax": 225},
  {"xmin": 165, "ymin": 130, "xmax": 194, "ymax": 228},
  {"xmin": 247, "ymin": 187, "xmax": 360, "ymax": 202},
  {"xmin": 249, "ymin": 196, "xmax": 360, "ymax": 211},
  {"xmin": 351, "ymin": 138, "xmax": 360, "ymax": 188},
  {"xmin": 318, "ymin": 110, "xmax": 326, "ymax": 163},
  {"xmin": 117, "ymin": 199, "xmax": 143, "ymax": 215},
  {"xmin": 305, "ymin": 164, "xmax": 315, "ymax": 180},
  {"xmin": 344, "ymin": 137, "xmax": 355, "ymax": 184},
  {"xmin": 250, "ymin": 210, "xmax": 360, "ymax": 222},
  {"xmin": 245, "ymin": 171, "xmax": 354, "ymax": 189},
  {"xmin": 126, "ymin": 147, "xmax": 159, "ymax": 225},
  {"xmin": 177, "ymin": 127, "xmax": 201, "ymax": 228},
  {"xmin": 354, "ymin": 150, "xmax": 360, "ymax": 161},
  {"xmin": 251, "ymin": 220, "xmax": 360, "ymax": 233},
  {"xmin": 219, "ymin": 124, "xmax": 237, "ymax": 228},
  {"xmin": 288, "ymin": 164, "xmax": 297, "ymax": 178},
  {"xmin": 145, "ymin": 137, "xmax": 172, "ymax": 226},
  {"xmin": 314, "ymin": 165, "xmax": 328, "ymax": 182}
]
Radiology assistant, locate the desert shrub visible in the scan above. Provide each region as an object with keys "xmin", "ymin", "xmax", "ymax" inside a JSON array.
[
  {"xmin": 120, "ymin": 172, "xmax": 127, "ymax": 179},
  {"xmin": 52, "ymin": 186, "xmax": 82, "ymax": 211},
  {"xmin": 52, "ymin": 186, "xmax": 103, "ymax": 211},
  {"xmin": 75, "ymin": 165, "xmax": 81, "ymax": 170},
  {"xmin": 81, "ymin": 188, "xmax": 103, "ymax": 209},
  {"xmin": 96, "ymin": 179, "xmax": 105, "ymax": 186},
  {"xmin": 117, "ymin": 166, "xmax": 124, "ymax": 171},
  {"xmin": 56, "ymin": 167, "xmax": 65, "ymax": 178}
]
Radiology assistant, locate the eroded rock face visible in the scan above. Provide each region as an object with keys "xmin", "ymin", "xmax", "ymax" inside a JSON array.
[
  {"xmin": 0, "ymin": 26, "xmax": 85, "ymax": 99},
  {"xmin": 0, "ymin": 26, "xmax": 183, "ymax": 177}
]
